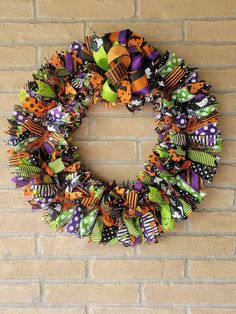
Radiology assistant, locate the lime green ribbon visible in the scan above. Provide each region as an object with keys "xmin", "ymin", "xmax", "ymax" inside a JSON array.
[
  {"xmin": 147, "ymin": 186, "xmax": 174, "ymax": 231},
  {"xmin": 80, "ymin": 210, "xmax": 98, "ymax": 236},
  {"xmin": 90, "ymin": 216, "xmax": 103, "ymax": 243},
  {"xmin": 122, "ymin": 211, "xmax": 141, "ymax": 238},
  {"xmin": 91, "ymin": 40, "xmax": 119, "ymax": 102}
]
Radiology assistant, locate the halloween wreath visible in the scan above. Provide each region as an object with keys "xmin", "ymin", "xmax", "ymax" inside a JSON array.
[{"xmin": 7, "ymin": 29, "xmax": 222, "ymax": 247}]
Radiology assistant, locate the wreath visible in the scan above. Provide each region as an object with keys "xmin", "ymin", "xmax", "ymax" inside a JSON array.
[{"xmin": 6, "ymin": 29, "xmax": 222, "ymax": 247}]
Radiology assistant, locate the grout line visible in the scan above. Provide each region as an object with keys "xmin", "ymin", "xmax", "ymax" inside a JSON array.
[
  {"xmin": 39, "ymin": 280, "xmax": 43, "ymax": 304},
  {"xmin": 133, "ymin": 0, "xmax": 138, "ymax": 18},
  {"xmin": 185, "ymin": 305, "xmax": 190, "ymax": 314},
  {"xmin": 85, "ymin": 260, "xmax": 90, "ymax": 279},
  {"xmin": 139, "ymin": 282, "xmax": 144, "ymax": 304},
  {"xmin": 184, "ymin": 259, "xmax": 189, "ymax": 278},
  {"xmin": 32, "ymin": 0, "xmax": 36, "ymax": 21},
  {"xmin": 0, "ymin": 16, "xmax": 236, "ymax": 24}
]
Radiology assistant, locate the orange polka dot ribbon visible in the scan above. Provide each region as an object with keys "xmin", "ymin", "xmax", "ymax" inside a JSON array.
[{"xmin": 6, "ymin": 29, "xmax": 222, "ymax": 247}]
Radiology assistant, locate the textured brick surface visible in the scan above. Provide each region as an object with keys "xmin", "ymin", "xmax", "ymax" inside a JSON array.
[
  {"xmin": 90, "ymin": 260, "xmax": 184, "ymax": 279},
  {"xmin": 189, "ymin": 212, "xmax": 236, "ymax": 232},
  {"xmin": 0, "ymin": 47, "xmax": 35, "ymax": 68},
  {"xmin": 0, "ymin": 309, "xmax": 85, "ymax": 314},
  {"xmin": 0, "ymin": 23, "xmax": 84, "ymax": 44},
  {"xmin": 144, "ymin": 283, "xmax": 236, "ymax": 304},
  {"xmin": 139, "ymin": 0, "xmax": 236, "ymax": 18},
  {"xmin": 45, "ymin": 283, "xmax": 139, "ymax": 303},
  {"xmin": 189, "ymin": 309, "xmax": 236, "ymax": 314},
  {"xmin": 136, "ymin": 236, "xmax": 235, "ymax": 257},
  {"xmin": 0, "ymin": 283, "xmax": 40, "ymax": 304},
  {"xmin": 0, "ymin": 259, "xmax": 86, "ymax": 279},
  {"xmin": 37, "ymin": 0, "xmax": 135, "ymax": 19},
  {"xmin": 39, "ymin": 236, "xmax": 133, "ymax": 256},
  {"xmin": 89, "ymin": 308, "xmax": 184, "ymax": 314},
  {"xmin": 185, "ymin": 20, "xmax": 236, "ymax": 41},
  {"xmin": 1, "ymin": 1, "xmax": 236, "ymax": 312},
  {"xmin": 0, "ymin": 0, "xmax": 33, "ymax": 19},
  {"xmin": 188, "ymin": 260, "xmax": 236, "ymax": 279},
  {"xmin": 0, "ymin": 237, "xmax": 35, "ymax": 257}
]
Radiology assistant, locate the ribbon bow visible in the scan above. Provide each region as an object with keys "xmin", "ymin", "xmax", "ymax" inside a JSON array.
[{"xmin": 79, "ymin": 29, "xmax": 159, "ymax": 104}]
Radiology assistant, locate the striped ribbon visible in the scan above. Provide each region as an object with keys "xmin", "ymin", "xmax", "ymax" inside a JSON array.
[
  {"xmin": 86, "ymin": 30, "xmax": 158, "ymax": 103},
  {"xmin": 179, "ymin": 198, "xmax": 193, "ymax": 217},
  {"xmin": 90, "ymin": 216, "xmax": 103, "ymax": 244},
  {"xmin": 122, "ymin": 211, "xmax": 141, "ymax": 238},
  {"xmin": 22, "ymin": 119, "xmax": 44, "ymax": 136},
  {"xmin": 117, "ymin": 223, "xmax": 130, "ymax": 246},
  {"xmin": 51, "ymin": 208, "xmax": 74, "ymax": 231},
  {"xmin": 140, "ymin": 211, "xmax": 159, "ymax": 242},
  {"xmin": 33, "ymin": 183, "xmax": 58, "ymax": 197},
  {"xmin": 187, "ymin": 149, "xmax": 217, "ymax": 167},
  {"xmin": 18, "ymin": 164, "xmax": 41, "ymax": 177}
]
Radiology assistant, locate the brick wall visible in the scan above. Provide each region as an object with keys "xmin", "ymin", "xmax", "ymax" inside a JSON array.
[{"xmin": 0, "ymin": 0, "xmax": 236, "ymax": 313}]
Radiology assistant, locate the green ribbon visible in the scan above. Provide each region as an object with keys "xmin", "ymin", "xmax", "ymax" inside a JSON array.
[
  {"xmin": 100, "ymin": 80, "xmax": 118, "ymax": 102},
  {"xmin": 179, "ymin": 198, "xmax": 192, "ymax": 217},
  {"xmin": 91, "ymin": 39, "xmax": 120, "ymax": 102},
  {"xmin": 92, "ymin": 45, "xmax": 110, "ymax": 71},
  {"xmin": 80, "ymin": 210, "xmax": 97, "ymax": 236},
  {"xmin": 147, "ymin": 186, "xmax": 174, "ymax": 231},
  {"xmin": 90, "ymin": 216, "xmax": 103, "ymax": 243},
  {"xmin": 122, "ymin": 211, "xmax": 141, "ymax": 238},
  {"xmin": 187, "ymin": 149, "xmax": 217, "ymax": 167},
  {"xmin": 175, "ymin": 175, "xmax": 205, "ymax": 201},
  {"xmin": 17, "ymin": 164, "xmax": 41, "ymax": 177},
  {"xmin": 50, "ymin": 208, "xmax": 73, "ymax": 230},
  {"xmin": 48, "ymin": 158, "xmax": 65, "ymax": 173}
]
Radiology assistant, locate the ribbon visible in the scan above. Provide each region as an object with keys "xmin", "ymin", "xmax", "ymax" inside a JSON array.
[
  {"xmin": 147, "ymin": 186, "xmax": 174, "ymax": 231},
  {"xmin": 80, "ymin": 209, "xmax": 98, "ymax": 236},
  {"xmin": 79, "ymin": 30, "xmax": 159, "ymax": 104}
]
